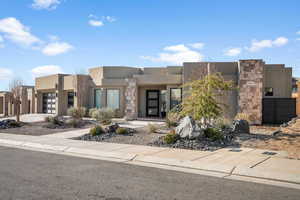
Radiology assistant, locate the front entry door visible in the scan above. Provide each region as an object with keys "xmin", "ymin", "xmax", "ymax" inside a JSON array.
[{"xmin": 146, "ymin": 90, "xmax": 160, "ymax": 117}]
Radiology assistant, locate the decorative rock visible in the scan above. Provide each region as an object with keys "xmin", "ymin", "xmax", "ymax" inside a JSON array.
[
  {"xmin": 106, "ymin": 123, "xmax": 119, "ymax": 133},
  {"xmin": 175, "ymin": 116, "xmax": 203, "ymax": 139},
  {"xmin": 232, "ymin": 120, "xmax": 250, "ymax": 134}
]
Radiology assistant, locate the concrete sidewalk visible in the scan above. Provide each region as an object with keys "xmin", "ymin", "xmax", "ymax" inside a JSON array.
[{"xmin": 0, "ymin": 130, "xmax": 299, "ymax": 190}]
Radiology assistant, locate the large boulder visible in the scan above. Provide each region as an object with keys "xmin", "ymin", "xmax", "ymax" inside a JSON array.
[
  {"xmin": 175, "ymin": 116, "xmax": 203, "ymax": 139},
  {"xmin": 232, "ymin": 120, "xmax": 250, "ymax": 134}
]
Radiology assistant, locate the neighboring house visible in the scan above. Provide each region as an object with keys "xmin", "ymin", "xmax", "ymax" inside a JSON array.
[
  {"xmin": 0, "ymin": 59, "xmax": 294, "ymax": 124},
  {"xmin": 0, "ymin": 86, "xmax": 35, "ymax": 117}
]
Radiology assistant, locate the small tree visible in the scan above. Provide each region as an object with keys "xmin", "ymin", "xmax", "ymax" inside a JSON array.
[
  {"xmin": 9, "ymin": 79, "xmax": 23, "ymax": 122},
  {"xmin": 180, "ymin": 73, "xmax": 235, "ymax": 126}
]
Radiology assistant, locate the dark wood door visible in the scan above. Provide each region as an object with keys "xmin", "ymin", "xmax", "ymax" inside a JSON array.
[{"xmin": 146, "ymin": 90, "xmax": 160, "ymax": 117}]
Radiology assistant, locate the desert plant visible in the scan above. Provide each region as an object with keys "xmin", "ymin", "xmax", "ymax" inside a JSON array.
[
  {"xmin": 180, "ymin": 73, "xmax": 235, "ymax": 127},
  {"xmin": 91, "ymin": 107, "xmax": 114, "ymax": 124},
  {"xmin": 147, "ymin": 123, "xmax": 158, "ymax": 133},
  {"xmin": 203, "ymin": 127, "xmax": 223, "ymax": 141},
  {"xmin": 215, "ymin": 118, "xmax": 232, "ymax": 130},
  {"xmin": 164, "ymin": 132, "xmax": 180, "ymax": 144},
  {"xmin": 44, "ymin": 116, "xmax": 52, "ymax": 123},
  {"xmin": 88, "ymin": 108, "xmax": 98, "ymax": 118},
  {"xmin": 67, "ymin": 107, "xmax": 87, "ymax": 119},
  {"xmin": 116, "ymin": 127, "xmax": 128, "ymax": 135},
  {"xmin": 166, "ymin": 110, "xmax": 181, "ymax": 128},
  {"xmin": 89, "ymin": 125, "xmax": 105, "ymax": 136},
  {"xmin": 66, "ymin": 118, "xmax": 82, "ymax": 128},
  {"xmin": 235, "ymin": 113, "xmax": 250, "ymax": 122}
]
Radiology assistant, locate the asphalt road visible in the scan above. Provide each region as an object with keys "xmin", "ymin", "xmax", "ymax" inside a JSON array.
[{"xmin": 0, "ymin": 146, "xmax": 299, "ymax": 200}]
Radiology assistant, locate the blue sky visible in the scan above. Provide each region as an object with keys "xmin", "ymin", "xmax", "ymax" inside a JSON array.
[{"xmin": 0, "ymin": 0, "xmax": 300, "ymax": 90}]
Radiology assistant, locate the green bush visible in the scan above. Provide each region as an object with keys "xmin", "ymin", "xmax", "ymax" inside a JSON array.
[
  {"xmin": 91, "ymin": 107, "xmax": 114, "ymax": 124},
  {"xmin": 89, "ymin": 125, "xmax": 105, "ymax": 136},
  {"xmin": 164, "ymin": 132, "xmax": 179, "ymax": 144},
  {"xmin": 45, "ymin": 116, "xmax": 61, "ymax": 125},
  {"xmin": 166, "ymin": 110, "xmax": 181, "ymax": 128},
  {"xmin": 116, "ymin": 127, "xmax": 128, "ymax": 135},
  {"xmin": 67, "ymin": 107, "xmax": 87, "ymax": 119},
  {"xmin": 147, "ymin": 123, "xmax": 158, "ymax": 133},
  {"xmin": 215, "ymin": 118, "xmax": 232, "ymax": 130},
  {"xmin": 88, "ymin": 108, "xmax": 98, "ymax": 118},
  {"xmin": 204, "ymin": 127, "xmax": 223, "ymax": 141},
  {"xmin": 66, "ymin": 118, "xmax": 82, "ymax": 128}
]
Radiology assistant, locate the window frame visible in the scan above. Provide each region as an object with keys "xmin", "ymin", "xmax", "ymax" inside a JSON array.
[
  {"xmin": 170, "ymin": 88, "xmax": 182, "ymax": 110},
  {"xmin": 106, "ymin": 88, "xmax": 120, "ymax": 110}
]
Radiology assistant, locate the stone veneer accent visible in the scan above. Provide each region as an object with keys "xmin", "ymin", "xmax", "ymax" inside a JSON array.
[
  {"xmin": 125, "ymin": 78, "xmax": 138, "ymax": 120},
  {"xmin": 238, "ymin": 60, "xmax": 264, "ymax": 124}
]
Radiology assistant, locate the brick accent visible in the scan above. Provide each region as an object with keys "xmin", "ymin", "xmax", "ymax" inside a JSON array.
[
  {"xmin": 125, "ymin": 78, "xmax": 138, "ymax": 120},
  {"xmin": 238, "ymin": 60, "xmax": 264, "ymax": 124}
]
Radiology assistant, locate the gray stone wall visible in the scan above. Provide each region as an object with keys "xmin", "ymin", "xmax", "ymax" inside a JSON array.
[
  {"xmin": 238, "ymin": 60, "xmax": 264, "ymax": 124},
  {"xmin": 125, "ymin": 78, "xmax": 138, "ymax": 120}
]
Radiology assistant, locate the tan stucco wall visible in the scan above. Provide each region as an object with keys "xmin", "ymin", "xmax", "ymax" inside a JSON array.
[{"xmin": 263, "ymin": 66, "xmax": 292, "ymax": 98}]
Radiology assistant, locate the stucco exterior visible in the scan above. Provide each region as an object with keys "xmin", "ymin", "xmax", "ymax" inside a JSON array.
[{"xmin": 1, "ymin": 59, "xmax": 293, "ymax": 125}]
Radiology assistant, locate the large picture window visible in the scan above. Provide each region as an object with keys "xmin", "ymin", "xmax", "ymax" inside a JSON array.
[
  {"xmin": 170, "ymin": 88, "xmax": 182, "ymax": 110},
  {"xmin": 94, "ymin": 89, "xmax": 103, "ymax": 108},
  {"xmin": 107, "ymin": 89, "xmax": 120, "ymax": 110}
]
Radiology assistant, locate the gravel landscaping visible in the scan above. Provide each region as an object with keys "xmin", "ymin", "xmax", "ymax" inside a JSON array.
[{"xmin": 0, "ymin": 119, "xmax": 93, "ymax": 136}]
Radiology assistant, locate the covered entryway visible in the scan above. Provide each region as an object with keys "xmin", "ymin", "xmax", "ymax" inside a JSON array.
[
  {"xmin": 42, "ymin": 93, "xmax": 56, "ymax": 114},
  {"xmin": 262, "ymin": 98, "xmax": 296, "ymax": 124}
]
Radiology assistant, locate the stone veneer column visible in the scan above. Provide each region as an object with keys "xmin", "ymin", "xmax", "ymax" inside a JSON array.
[
  {"xmin": 238, "ymin": 60, "xmax": 264, "ymax": 124},
  {"xmin": 125, "ymin": 78, "xmax": 138, "ymax": 120}
]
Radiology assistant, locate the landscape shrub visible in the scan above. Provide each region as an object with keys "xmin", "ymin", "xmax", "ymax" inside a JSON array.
[
  {"xmin": 89, "ymin": 125, "xmax": 105, "ymax": 136},
  {"xmin": 66, "ymin": 118, "xmax": 82, "ymax": 128},
  {"xmin": 166, "ymin": 109, "xmax": 181, "ymax": 128},
  {"xmin": 204, "ymin": 127, "xmax": 223, "ymax": 141},
  {"xmin": 116, "ymin": 127, "xmax": 128, "ymax": 135},
  {"xmin": 7, "ymin": 120, "xmax": 21, "ymax": 128},
  {"xmin": 234, "ymin": 113, "xmax": 250, "ymax": 122},
  {"xmin": 164, "ymin": 132, "xmax": 179, "ymax": 144},
  {"xmin": 88, "ymin": 108, "xmax": 98, "ymax": 118},
  {"xmin": 91, "ymin": 107, "xmax": 114, "ymax": 124},
  {"xmin": 67, "ymin": 107, "xmax": 87, "ymax": 119},
  {"xmin": 147, "ymin": 123, "xmax": 158, "ymax": 133},
  {"xmin": 215, "ymin": 118, "xmax": 232, "ymax": 130},
  {"xmin": 45, "ymin": 116, "xmax": 62, "ymax": 125}
]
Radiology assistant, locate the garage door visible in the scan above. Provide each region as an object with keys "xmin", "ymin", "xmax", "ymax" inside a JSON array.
[{"xmin": 43, "ymin": 93, "xmax": 56, "ymax": 114}]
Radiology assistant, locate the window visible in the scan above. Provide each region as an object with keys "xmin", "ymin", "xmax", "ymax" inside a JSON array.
[
  {"xmin": 67, "ymin": 92, "xmax": 74, "ymax": 108},
  {"xmin": 170, "ymin": 88, "xmax": 182, "ymax": 110},
  {"xmin": 265, "ymin": 87, "xmax": 273, "ymax": 96},
  {"xmin": 94, "ymin": 89, "xmax": 103, "ymax": 108},
  {"xmin": 107, "ymin": 89, "xmax": 120, "ymax": 110}
]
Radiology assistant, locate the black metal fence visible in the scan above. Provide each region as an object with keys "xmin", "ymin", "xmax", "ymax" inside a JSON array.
[{"xmin": 262, "ymin": 98, "xmax": 296, "ymax": 124}]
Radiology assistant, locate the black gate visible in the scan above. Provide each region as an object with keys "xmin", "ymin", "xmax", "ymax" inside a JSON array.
[{"xmin": 262, "ymin": 98, "xmax": 296, "ymax": 124}]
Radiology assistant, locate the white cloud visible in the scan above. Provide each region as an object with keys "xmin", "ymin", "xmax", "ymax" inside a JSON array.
[
  {"xmin": 32, "ymin": 0, "xmax": 60, "ymax": 10},
  {"xmin": 42, "ymin": 42, "xmax": 73, "ymax": 56},
  {"xmin": 0, "ymin": 35, "xmax": 3, "ymax": 48},
  {"xmin": 31, "ymin": 65, "xmax": 63, "ymax": 78},
  {"xmin": 296, "ymin": 31, "xmax": 300, "ymax": 35},
  {"xmin": 189, "ymin": 42, "xmax": 205, "ymax": 49},
  {"xmin": 297, "ymin": 38, "xmax": 300, "ymax": 41},
  {"xmin": 48, "ymin": 35, "xmax": 59, "ymax": 41},
  {"xmin": 0, "ymin": 68, "xmax": 13, "ymax": 80},
  {"xmin": 247, "ymin": 37, "xmax": 288, "ymax": 52},
  {"xmin": 224, "ymin": 48, "xmax": 241, "ymax": 56},
  {"xmin": 141, "ymin": 44, "xmax": 204, "ymax": 65},
  {"xmin": 88, "ymin": 20, "xmax": 104, "ymax": 27},
  {"xmin": 105, "ymin": 16, "xmax": 116, "ymax": 22},
  {"xmin": 164, "ymin": 44, "xmax": 189, "ymax": 52},
  {"xmin": 0, "ymin": 17, "xmax": 41, "ymax": 47},
  {"xmin": 272, "ymin": 37, "xmax": 288, "ymax": 46}
]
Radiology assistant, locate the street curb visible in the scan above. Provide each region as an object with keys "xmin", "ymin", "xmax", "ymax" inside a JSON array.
[{"xmin": 0, "ymin": 139, "xmax": 299, "ymax": 190}]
